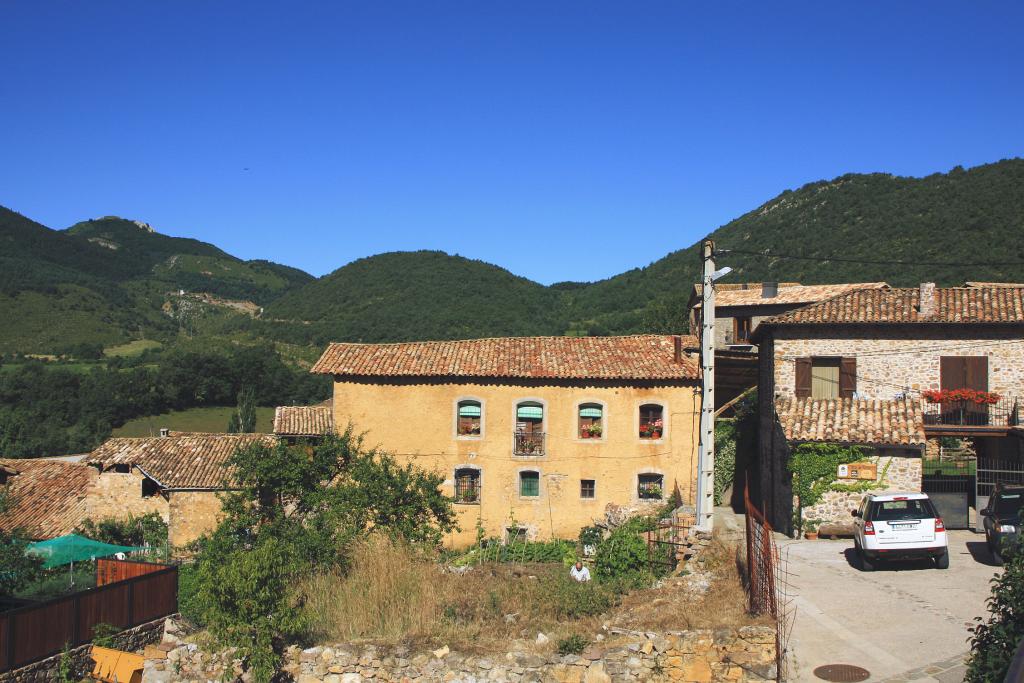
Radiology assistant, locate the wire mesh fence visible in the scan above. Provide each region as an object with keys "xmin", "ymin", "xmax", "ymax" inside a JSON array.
[{"xmin": 743, "ymin": 484, "xmax": 794, "ymax": 681}]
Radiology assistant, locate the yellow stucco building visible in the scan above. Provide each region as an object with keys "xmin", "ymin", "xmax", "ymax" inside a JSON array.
[{"xmin": 312, "ymin": 334, "xmax": 702, "ymax": 546}]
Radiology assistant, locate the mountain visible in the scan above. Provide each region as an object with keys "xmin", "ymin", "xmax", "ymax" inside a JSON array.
[
  {"xmin": 0, "ymin": 208, "xmax": 314, "ymax": 352},
  {"xmin": 2, "ymin": 158, "xmax": 1023, "ymax": 353},
  {"xmin": 261, "ymin": 251, "xmax": 567, "ymax": 344},
  {"xmin": 567, "ymin": 158, "xmax": 1024, "ymax": 333}
]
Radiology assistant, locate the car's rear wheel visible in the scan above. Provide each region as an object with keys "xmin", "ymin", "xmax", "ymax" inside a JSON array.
[
  {"xmin": 935, "ymin": 549, "xmax": 950, "ymax": 569},
  {"xmin": 859, "ymin": 547, "xmax": 875, "ymax": 572}
]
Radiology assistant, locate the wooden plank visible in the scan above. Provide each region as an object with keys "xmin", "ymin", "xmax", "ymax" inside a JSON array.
[
  {"xmin": 78, "ymin": 584, "xmax": 131, "ymax": 640},
  {"xmin": 795, "ymin": 358, "xmax": 812, "ymax": 398},
  {"xmin": 839, "ymin": 357, "xmax": 857, "ymax": 398},
  {"xmin": 12, "ymin": 597, "xmax": 76, "ymax": 668}
]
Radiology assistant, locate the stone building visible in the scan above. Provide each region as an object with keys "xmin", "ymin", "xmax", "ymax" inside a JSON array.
[
  {"xmin": 310, "ymin": 334, "xmax": 702, "ymax": 546},
  {"xmin": 753, "ymin": 283, "xmax": 1024, "ymax": 533},
  {"xmin": 688, "ymin": 281, "xmax": 887, "ymax": 351},
  {"xmin": 0, "ymin": 457, "xmax": 166, "ymax": 540},
  {"xmin": 86, "ymin": 432, "xmax": 276, "ymax": 547}
]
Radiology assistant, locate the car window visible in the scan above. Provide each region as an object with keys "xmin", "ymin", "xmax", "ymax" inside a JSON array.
[
  {"xmin": 869, "ymin": 499, "xmax": 936, "ymax": 521},
  {"xmin": 993, "ymin": 493, "xmax": 1023, "ymax": 517}
]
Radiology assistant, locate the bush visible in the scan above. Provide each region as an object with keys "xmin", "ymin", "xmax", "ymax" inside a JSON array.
[
  {"xmin": 557, "ymin": 633, "xmax": 589, "ymax": 655},
  {"xmin": 965, "ymin": 540, "xmax": 1024, "ymax": 682},
  {"xmin": 545, "ymin": 574, "xmax": 615, "ymax": 618},
  {"xmin": 77, "ymin": 513, "xmax": 168, "ymax": 549},
  {"xmin": 593, "ymin": 522, "xmax": 654, "ymax": 588}
]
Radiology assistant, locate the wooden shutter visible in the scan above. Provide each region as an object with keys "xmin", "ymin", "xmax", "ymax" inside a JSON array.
[
  {"xmin": 940, "ymin": 356, "xmax": 963, "ymax": 391},
  {"xmin": 964, "ymin": 356, "xmax": 989, "ymax": 391},
  {"xmin": 940, "ymin": 356, "xmax": 988, "ymax": 390},
  {"xmin": 795, "ymin": 358, "xmax": 812, "ymax": 398},
  {"xmin": 839, "ymin": 357, "xmax": 857, "ymax": 399}
]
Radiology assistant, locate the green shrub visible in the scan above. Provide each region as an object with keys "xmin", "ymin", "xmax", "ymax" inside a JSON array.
[
  {"xmin": 91, "ymin": 622, "xmax": 119, "ymax": 647},
  {"xmin": 965, "ymin": 540, "xmax": 1024, "ymax": 682},
  {"xmin": 578, "ymin": 526, "xmax": 603, "ymax": 548},
  {"xmin": 557, "ymin": 633, "xmax": 589, "ymax": 655},
  {"xmin": 77, "ymin": 512, "xmax": 169, "ymax": 549},
  {"xmin": 545, "ymin": 574, "xmax": 615, "ymax": 618},
  {"xmin": 594, "ymin": 524, "xmax": 653, "ymax": 588}
]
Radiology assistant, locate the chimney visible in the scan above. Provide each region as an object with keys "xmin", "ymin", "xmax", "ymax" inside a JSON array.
[
  {"xmin": 761, "ymin": 282, "xmax": 779, "ymax": 298},
  {"xmin": 159, "ymin": 427, "xmax": 170, "ymax": 438},
  {"xmin": 918, "ymin": 282, "xmax": 936, "ymax": 317},
  {"xmin": 673, "ymin": 335, "xmax": 683, "ymax": 364}
]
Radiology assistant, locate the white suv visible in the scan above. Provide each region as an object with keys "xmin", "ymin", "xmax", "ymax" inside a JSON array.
[{"xmin": 851, "ymin": 492, "xmax": 949, "ymax": 571}]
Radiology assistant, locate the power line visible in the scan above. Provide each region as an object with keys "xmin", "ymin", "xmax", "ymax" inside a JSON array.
[
  {"xmin": 777, "ymin": 337, "xmax": 1024, "ymax": 361},
  {"xmin": 718, "ymin": 247, "xmax": 1024, "ymax": 269}
]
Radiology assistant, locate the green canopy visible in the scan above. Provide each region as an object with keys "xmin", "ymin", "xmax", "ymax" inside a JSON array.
[
  {"xmin": 517, "ymin": 406, "xmax": 543, "ymax": 420},
  {"xmin": 458, "ymin": 404, "xmax": 481, "ymax": 417},
  {"xmin": 579, "ymin": 407, "xmax": 603, "ymax": 418},
  {"xmin": 27, "ymin": 534, "xmax": 143, "ymax": 569}
]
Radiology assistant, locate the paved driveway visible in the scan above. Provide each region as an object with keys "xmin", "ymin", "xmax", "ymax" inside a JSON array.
[{"xmin": 779, "ymin": 530, "xmax": 1001, "ymax": 682}]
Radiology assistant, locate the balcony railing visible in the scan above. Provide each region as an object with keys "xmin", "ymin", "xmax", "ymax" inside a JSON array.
[
  {"xmin": 514, "ymin": 431, "xmax": 546, "ymax": 456},
  {"xmin": 923, "ymin": 396, "xmax": 1020, "ymax": 428}
]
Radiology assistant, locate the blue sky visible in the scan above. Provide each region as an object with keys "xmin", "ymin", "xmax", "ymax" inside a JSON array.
[{"xmin": 2, "ymin": 2, "xmax": 1022, "ymax": 284}]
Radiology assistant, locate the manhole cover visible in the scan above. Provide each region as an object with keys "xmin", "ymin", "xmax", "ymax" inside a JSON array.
[{"xmin": 813, "ymin": 664, "xmax": 871, "ymax": 682}]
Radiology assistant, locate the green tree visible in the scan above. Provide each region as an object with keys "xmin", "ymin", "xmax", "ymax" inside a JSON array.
[
  {"xmin": 188, "ymin": 426, "xmax": 457, "ymax": 682},
  {"xmin": 0, "ymin": 488, "xmax": 43, "ymax": 596},
  {"xmin": 966, "ymin": 541, "xmax": 1024, "ymax": 682},
  {"xmin": 77, "ymin": 513, "xmax": 168, "ymax": 548},
  {"xmin": 786, "ymin": 442, "xmax": 867, "ymax": 531}
]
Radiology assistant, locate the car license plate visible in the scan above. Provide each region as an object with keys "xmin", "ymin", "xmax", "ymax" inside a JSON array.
[{"xmin": 891, "ymin": 523, "xmax": 917, "ymax": 530}]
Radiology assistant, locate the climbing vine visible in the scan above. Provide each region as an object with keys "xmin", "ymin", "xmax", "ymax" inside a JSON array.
[{"xmin": 787, "ymin": 443, "xmax": 879, "ymax": 529}]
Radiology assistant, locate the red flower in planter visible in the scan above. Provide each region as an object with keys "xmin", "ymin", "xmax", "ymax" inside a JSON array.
[{"xmin": 922, "ymin": 389, "xmax": 1001, "ymax": 405}]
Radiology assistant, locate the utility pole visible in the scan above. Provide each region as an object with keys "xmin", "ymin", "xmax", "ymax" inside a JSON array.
[{"xmin": 696, "ymin": 240, "xmax": 716, "ymax": 532}]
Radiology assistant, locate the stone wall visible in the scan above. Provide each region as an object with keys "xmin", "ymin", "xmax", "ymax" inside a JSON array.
[
  {"xmin": 799, "ymin": 452, "xmax": 923, "ymax": 528},
  {"xmin": 768, "ymin": 327, "xmax": 1024, "ymax": 400},
  {"xmin": 0, "ymin": 617, "xmax": 166, "ymax": 683},
  {"xmin": 88, "ymin": 470, "xmax": 170, "ymax": 523},
  {"xmin": 144, "ymin": 627, "xmax": 777, "ymax": 683},
  {"xmin": 167, "ymin": 491, "xmax": 223, "ymax": 547}
]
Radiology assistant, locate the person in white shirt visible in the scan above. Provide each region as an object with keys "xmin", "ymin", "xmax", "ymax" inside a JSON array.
[{"xmin": 570, "ymin": 560, "xmax": 591, "ymax": 582}]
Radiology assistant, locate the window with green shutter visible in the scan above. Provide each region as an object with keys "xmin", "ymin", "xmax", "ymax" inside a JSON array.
[{"xmin": 519, "ymin": 471, "xmax": 540, "ymax": 497}]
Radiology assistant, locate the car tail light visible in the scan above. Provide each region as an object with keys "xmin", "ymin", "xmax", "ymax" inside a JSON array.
[
  {"xmin": 935, "ymin": 518, "xmax": 945, "ymax": 532},
  {"xmin": 864, "ymin": 521, "xmax": 875, "ymax": 535}
]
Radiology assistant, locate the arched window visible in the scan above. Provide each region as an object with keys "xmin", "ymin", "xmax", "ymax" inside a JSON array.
[
  {"xmin": 454, "ymin": 467, "xmax": 481, "ymax": 504},
  {"xmin": 639, "ymin": 404, "xmax": 664, "ymax": 440},
  {"xmin": 514, "ymin": 401, "xmax": 545, "ymax": 455},
  {"xmin": 638, "ymin": 473, "xmax": 664, "ymax": 499},
  {"xmin": 578, "ymin": 403, "xmax": 604, "ymax": 439},
  {"xmin": 457, "ymin": 399, "xmax": 482, "ymax": 436}
]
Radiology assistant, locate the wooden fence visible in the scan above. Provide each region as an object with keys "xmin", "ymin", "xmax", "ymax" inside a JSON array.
[{"xmin": 0, "ymin": 560, "xmax": 177, "ymax": 672}]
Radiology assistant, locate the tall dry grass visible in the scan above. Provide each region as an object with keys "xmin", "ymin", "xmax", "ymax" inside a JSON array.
[
  {"xmin": 299, "ymin": 535, "xmax": 600, "ymax": 650},
  {"xmin": 300, "ymin": 534, "xmax": 764, "ymax": 652}
]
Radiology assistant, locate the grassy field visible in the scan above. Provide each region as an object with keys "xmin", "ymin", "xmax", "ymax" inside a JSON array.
[
  {"xmin": 113, "ymin": 406, "xmax": 275, "ymax": 436},
  {"xmin": 104, "ymin": 339, "xmax": 163, "ymax": 357}
]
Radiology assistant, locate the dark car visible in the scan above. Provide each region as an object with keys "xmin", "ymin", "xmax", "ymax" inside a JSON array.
[{"xmin": 981, "ymin": 486, "xmax": 1023, "ymax": 562}]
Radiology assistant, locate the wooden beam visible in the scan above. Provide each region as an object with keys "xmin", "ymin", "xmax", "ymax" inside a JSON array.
[{"xmin": 714, "ymin": 385, "xmax": 756, "ymax": 418}]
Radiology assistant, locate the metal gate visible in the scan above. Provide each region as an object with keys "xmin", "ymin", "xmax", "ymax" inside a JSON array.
[
  {"xmin": 976, "ymin": 453, "xmax": 1024, "ymax": 530},
  {"xmin": 922, "ymin": 457, "xmax": 974, "ymax": 529}
]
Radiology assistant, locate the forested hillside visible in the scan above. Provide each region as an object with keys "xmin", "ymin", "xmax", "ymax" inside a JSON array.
[
  {"xmin": 0, "ymin": 208, "xmax": 313, "ymax": 352},
  {"xmin": 2, "ymin": 158, "xmax": 1023, "ymax": 352},
  {"xmin": 568, "ymin": 158, "xmax": 1024, "ymax": 333}
]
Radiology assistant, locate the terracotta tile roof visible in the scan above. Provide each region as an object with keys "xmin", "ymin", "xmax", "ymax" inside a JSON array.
[
  {"xmin": 759, "ymin": 286, "xmax": 1024, "ymax": 328},
  {"xmin": 86, "ymin": 433, "xmax": 276, "ymax": 490},
  {"xmin": 274, "ymin": 405, "xmax": 334, "ymax": 437},
  {"xmin": 692, "ymin": 282, "xmax": 887, "ymax": 308},
  {"xmin": 0, "ymin": 458, "xmax": 98, "ymax": 539},
  {"xmin": 311, "ymin": 335, "xmax": 700, "ymax": 381},
  {"xmin": 775, "ymin": 397, "xmax": 926, "ymax": 447}
]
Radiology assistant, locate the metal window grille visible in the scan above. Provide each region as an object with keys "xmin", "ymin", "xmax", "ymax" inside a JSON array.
[
  {"xmin": 454, "ymin": 470, "xmax": 480, "ymax": 504},
  {"xmin": 580, "ymin": 479, "xmax": 596, "ymax": 498},
  {"xmin": 638, "ymin": 474, "xmax": 663, "ymax": 499}
]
